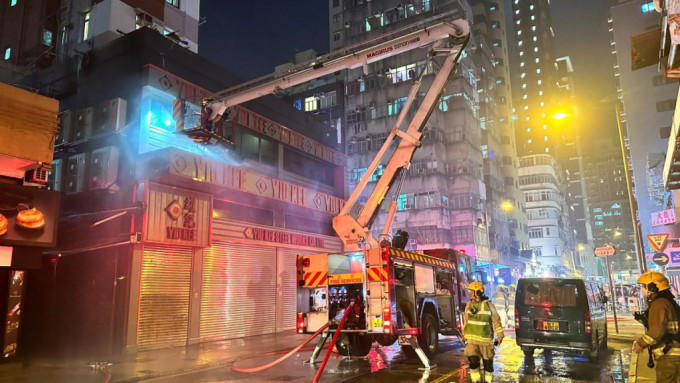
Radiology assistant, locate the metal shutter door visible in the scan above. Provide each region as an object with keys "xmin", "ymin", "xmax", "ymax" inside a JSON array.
[
  {"xmin": 138, "ymin": 245, "xmax": 192, "ymax": 347},
  {"xmin": 200, "ymin": 242, "xmax": 277, "ymax": 340},
  {"xmin": 279, "ymin": 250, "xmax": 317, "ymax": 331}
]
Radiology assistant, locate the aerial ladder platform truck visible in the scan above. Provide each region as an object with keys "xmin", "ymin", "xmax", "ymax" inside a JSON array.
[{"xmin": 202, "ymin": 10, "xmax": 471, "ymax": 369}]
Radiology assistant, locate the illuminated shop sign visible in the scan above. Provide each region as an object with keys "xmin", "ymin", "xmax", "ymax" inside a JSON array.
[
  {"xmin": 651, "ymin": 209, "xmax": 676, "ymax": 227},
  {"xmin": 142, "ymin": 182, "xmax": 212, "ymax": 247}
]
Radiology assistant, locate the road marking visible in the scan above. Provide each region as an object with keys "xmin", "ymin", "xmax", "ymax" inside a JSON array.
[{"xmin": 429, "ymin": 366, "xmax": 465, "ymax": 383}]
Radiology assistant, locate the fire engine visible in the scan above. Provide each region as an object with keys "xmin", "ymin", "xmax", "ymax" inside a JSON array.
[{"xmin": 201, "ymin": 9, "xmax": 471, "ymax": 369}]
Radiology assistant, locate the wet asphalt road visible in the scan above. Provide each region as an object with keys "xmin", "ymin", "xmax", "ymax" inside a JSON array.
[{"xmin": 141, "ymin": 333, "xmax": 632, "ymax": 383}]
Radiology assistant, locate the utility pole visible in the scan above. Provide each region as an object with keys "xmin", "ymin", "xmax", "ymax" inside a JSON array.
[{"xmin": 614, "ymin": 105, "xmax": 647, "ymax": 274}]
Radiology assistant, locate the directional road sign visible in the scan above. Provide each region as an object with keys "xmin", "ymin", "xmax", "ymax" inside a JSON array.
[
  {"xmin": 653, "ymin": 252, "xmax": 669, "ymax": 266},
  {"xmin": 594, "ymin": 246, "xmax": 616, "ymax": 257}
]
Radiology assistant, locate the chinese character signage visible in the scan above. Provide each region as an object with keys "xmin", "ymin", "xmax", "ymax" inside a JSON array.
[
  {"xmin": 651, "ymin": 209, "xmax": 676, "ymax": 227},
  {"xmin": 143, "ymin": 183, "xmax": 212, "ymax": 247}
]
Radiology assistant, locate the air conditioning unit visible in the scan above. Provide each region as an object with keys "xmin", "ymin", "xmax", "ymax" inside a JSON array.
[
  {"xmin": 89, "ymin": 146, "xmax": 120, "ymax": 190},
  {"xmin": 48, "ymin": 159, "xmax": 62, "ymax": 191},
  {"xmin": 24, "ymin": 164, "xmax": 50, "ymax": 185},
  {"xmin": 369, "ymin": 101, "xmax": 377, "ymax": 109},
  {"xmin": 92, "ymin": 98, "xmax": 127, "ymax": 135},
  {"xmin": 136, "ymin": 11, "xmax": 153, "ymax": 28},
  {"xmin": 56, "ymin": 110, "xmax": 73, "ymax": 145},
  {"xmin": 71, "ymin": 107, "xmax": 93, "ymax": 142},
  {"xmin": 417, "ymin": 168, "xmax": 426, "ymax": 174},
  {"xmin": 65, "ymin": 153, "xmax": 88, "ymax": 194},
  {"xmin": 403, "ymin": 204, "xmax": 413, "ymax": 210}
]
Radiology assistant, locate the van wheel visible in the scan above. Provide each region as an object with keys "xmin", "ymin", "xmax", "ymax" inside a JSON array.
[{"xmin": 588, "ymin": 332, "xmax": 600, "ymax": 362}]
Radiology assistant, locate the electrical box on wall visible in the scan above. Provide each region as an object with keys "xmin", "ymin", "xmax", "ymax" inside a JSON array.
[
  {"xmin": 93, "ymin": 98, "xmax": 127, "ymax": 135},
  {"xmin": 65, "ymin": 153, "xmax": 88, "ymax": 195},
  {"xmin": 89, "ymin": 146, "xmax": 119, "ymax": 191}
]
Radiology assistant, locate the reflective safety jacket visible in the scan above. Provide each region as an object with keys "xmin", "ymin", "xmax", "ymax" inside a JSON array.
[
  {"xmin": 463, "ymin": 299, "xmax": 503, "ymax": 344},
  {"xmin": 636, "ymin": 295, "xmax": 680, "ymax": 356}
]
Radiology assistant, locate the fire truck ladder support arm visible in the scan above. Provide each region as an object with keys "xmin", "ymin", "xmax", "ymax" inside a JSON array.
[{"xmin": 335, "ymin": 27, "xmax": 469, "ymax": 250}]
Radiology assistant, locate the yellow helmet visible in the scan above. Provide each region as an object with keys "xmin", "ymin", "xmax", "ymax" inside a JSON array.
[
  {"xmin": 637, "ymin": 271, "xmax": 670, "ymax": 292},
  {"xmin": 466, "ymin": 281, "xmax": 485, "ymax": 293}
]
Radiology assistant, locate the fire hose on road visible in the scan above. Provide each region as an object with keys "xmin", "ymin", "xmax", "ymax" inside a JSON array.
[
  {"xmin": 230, "ymin": 321, "xmax": 331, "ymax": 373},
  {"xmin": 229, "ymin": 301, "xmax": 354, "ymax": 383}
]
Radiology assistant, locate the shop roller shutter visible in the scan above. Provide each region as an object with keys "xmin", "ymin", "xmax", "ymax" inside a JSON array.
[
  {"xmin": 138, "ymin": 245, "xmax": 192, "ymax": 347},
  {"xmin": 200, "ymin": 242, "xmax": 277, "ymax": 340}
]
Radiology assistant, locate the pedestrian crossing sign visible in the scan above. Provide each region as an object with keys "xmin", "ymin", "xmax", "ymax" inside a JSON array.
[{"xmin": 647, "ymin": 234, "xmax": 669, "ymax": 252}]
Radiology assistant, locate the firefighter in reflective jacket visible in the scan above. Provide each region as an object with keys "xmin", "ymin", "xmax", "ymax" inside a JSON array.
[
  {"xmin": 462, "ymin": 281, "xmax": 504, "ymax": 383},
  {"xmin": 633, "ymin": 271, "xmax": 680, "ymax": 382}
]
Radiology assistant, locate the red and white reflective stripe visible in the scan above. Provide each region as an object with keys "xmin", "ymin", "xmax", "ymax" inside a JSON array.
[
  {"xmin": 303, "ymin": 271, "xmax": 328, "ymax": 287},
  {"xmin": 367, "ymin": 267, "xmax": 388, "ymax": 282}
]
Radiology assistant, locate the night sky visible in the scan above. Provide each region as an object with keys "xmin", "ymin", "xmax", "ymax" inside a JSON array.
[
  {"xmin": 199, "ymin": 1, "xmax": 616, "ymax": 144},
  {"xmin": 199, "ymin": 1, "xmax": 330, "ymax": 81}
]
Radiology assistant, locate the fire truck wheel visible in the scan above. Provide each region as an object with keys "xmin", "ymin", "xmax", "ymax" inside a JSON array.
[
  {"xmin": 418, "ymin": 312, "xmax": 439, "ymax": 358},
  {"xmin": 400, "ymin": 313, "xmax": 440, "ymax": 359},
  {"xmin": 336, "ymin": 333, "xmax": 373, "ymax": 357}
]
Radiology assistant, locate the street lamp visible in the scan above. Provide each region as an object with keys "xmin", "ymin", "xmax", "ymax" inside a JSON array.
[{"xmin": 552, "ymin": 111, "xmax": 570, "ymax": 120}]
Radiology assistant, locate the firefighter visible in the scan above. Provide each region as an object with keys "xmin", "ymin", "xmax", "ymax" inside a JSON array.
[
  {"xmin": 633, "ymin": 271, "xmax": 680, "ymax": 382},
  {"xmin": 462, "ymin": 281, "xmax": 504, "ymax": 383}
]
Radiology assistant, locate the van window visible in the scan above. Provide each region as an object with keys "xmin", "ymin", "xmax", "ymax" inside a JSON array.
[{"xmin": 519, "ymin": 280, "xmax": 580, "ymax": 307}]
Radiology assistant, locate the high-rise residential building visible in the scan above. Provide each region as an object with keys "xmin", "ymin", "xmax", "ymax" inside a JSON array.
[
  {"xmin": 583, "ymin": 138, "xmax": 637, "ymax": 276},
  {"xmin": 510, "ymin": 0, "xmax": 557, "ymax": 156},
  {"xmin": 518, "ymin": 154, "xmax": 577, "ymax": 275},
  {"xmin": 610, "ymin": 0, "xmax": 678, "ymax": 253},
  {"xmin": 470, "ymin": 0, "xmax": 530, "ymax": 267},
  {"xmin": 508, "ymin": 0, "xmax": 588, "ymax": 275},
  {"xmin": 328, "ymin": 0, "xmax": 528, "ymax": 283},
  {"xmin": 0, "ymin": 0, "xmax": 200, "ymax": 85}
]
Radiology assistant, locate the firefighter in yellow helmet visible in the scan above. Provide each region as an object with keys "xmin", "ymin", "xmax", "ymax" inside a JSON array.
[
  {"xmin": 462, "ymin": 281, "xmax": 504, "ymax": 383},
  {"xmin": 633, "ymin": 271, "xmax": 680, "ymax": 382}
]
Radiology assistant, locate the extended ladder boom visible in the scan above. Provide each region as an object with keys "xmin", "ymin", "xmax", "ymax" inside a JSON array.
[
  {"xmin": 204, "ymin": 13, "xmax": 470, "ymax": 251},
  {"xmin": 205, "ymin": 13, "xmax": 470, "ymax": 121}
]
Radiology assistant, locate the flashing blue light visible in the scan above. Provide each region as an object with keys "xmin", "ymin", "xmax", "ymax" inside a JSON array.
[
  {"xmin": 164, "ymin": 120, "xmax": 172, "ymax": 127},
  {"xmin": 642, "ymin": 2, "xmax": 655, "ymax": 13}
]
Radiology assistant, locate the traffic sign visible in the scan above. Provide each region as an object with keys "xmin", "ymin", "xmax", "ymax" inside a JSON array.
[
  {"xmin": 653, "ymin": 252, "xmax": 669, "ymax": 266},
  {"xmin": 647, "ymin": 234, "xmax": 670, "ymax": 253},
  {"xmin": 670, "ymin": 251, "xmax": 680, "ymax": 265},
  {"xmin": 594, "ymin": 246, "xmax": 616, "ymax": 257}
]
